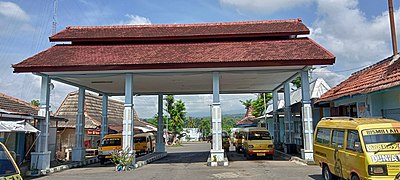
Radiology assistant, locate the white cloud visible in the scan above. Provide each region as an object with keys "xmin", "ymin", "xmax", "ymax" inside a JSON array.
[
  {"xmin": 310, "ymin": 0, "xmax": 396, "ymax": 83},
  {"xmin": 219, "ymin": 0, "xmax": 313, "ymax": 14},
  {"xmin": 120, "ymin": 14, "xmax": 152, "ymax": 25},
  {"xmin": 0, "ymin": 2, "xmax": 33, "ymax": 36},
  {"xmin": 310, "ymin": 68, "xmax": 346, "ymax": 88},
  {"xmin": 0, "ymin": 2, "xmax": 29, "ymax": 21}
]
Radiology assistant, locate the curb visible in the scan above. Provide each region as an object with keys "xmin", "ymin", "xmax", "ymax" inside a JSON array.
[
  {"xmin": 135, "ymin": 152, "xmax": 167, "ymax": 169},
  {"xmin": 26, "ymin": 157, "xmax": 99, "ymax": 177},
  {"xmin": 275, "ymin": 150, "xmax": 315, "ymax": 165}
]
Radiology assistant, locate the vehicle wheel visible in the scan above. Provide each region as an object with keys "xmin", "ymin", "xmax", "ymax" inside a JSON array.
[
  {"xmin": 267, "ymin": 155, "xmax": 273, "ymax": 160},
  {"xmin": 99, "ymin": 159, "xmax": 105, "ymax": 165},
  {"xmin": 351, "ymin": 174, "xmax": 360, "ymax": 180},
  {"xmin": 322, "ymin": 165, "xmax": 334, "ymax": 180}
]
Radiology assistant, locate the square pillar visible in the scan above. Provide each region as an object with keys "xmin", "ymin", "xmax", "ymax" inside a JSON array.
[
  {"xmin": 31, "ymin": 75, "xmax": 51, "ymax": 170},
  {"xmin": 210, "ymin": 72, "xmax": 224, "ymax": 162},
  {"xmin": 123, "ymin": 74, "xmax": 135, "ymax": 162},
  {"xmin": 272, "ymin": 90, "xmax": 280, "ymax": 145},
  {"xmin": 284, "ymin": 81, "xmax": 294, "ymax": 153},
  {"xmin": 101, "ymin": 95, "xmax": 108, "ymax": 141},
  {"xmin": 301, "ymin": 69, "xmax": 314, "ymax": 161},
  {"xmin": 72, "ymin": 87, "xmax": 86, "ymax": 161},
  {"xmin": 156, "ymin": 94, "xmax": 165, "ymax": 152}
]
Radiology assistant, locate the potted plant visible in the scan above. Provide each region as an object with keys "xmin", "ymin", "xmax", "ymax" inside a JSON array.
[{"xmin": 110, "ymin": 148, "xmax": 135, "ymax": 171}]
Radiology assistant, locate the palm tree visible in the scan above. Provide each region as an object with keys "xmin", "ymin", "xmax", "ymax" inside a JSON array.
[{"xmin": 164, "ymin": 95, "xmax": 186, "ymax": 145}]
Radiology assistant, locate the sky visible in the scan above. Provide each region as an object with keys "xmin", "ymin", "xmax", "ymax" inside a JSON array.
[{"xmin": 0, "ymin": 0, "xmax": 399, "ymax": 118}]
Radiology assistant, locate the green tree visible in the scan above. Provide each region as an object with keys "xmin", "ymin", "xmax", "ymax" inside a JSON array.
[
  {"xmin": 240, "ymin": 99, "xmax": 253, "ymax": 109},
  {"xmin": 31, "ymin": 99, "xmax": 40, "ymax": 107},
  {"xmin": 164, "ymin": 95, "xmax": 186, "ymax": 144},
  {"xmin": 198, "ymin": 118, "xmax": 211, "ymax": 139},
  {"xmin": 291, "ymin": 76, "xmax": 301, "ymax": 88},
  {"xmin": 251, "ymin": 93, "xmax": 272, "ymax": 117},
  {"xmin": 222, "ymin": 117, "xmax": 236, "ymax": 135},
  {"xmin": 184, "ymin": 117, "xmax": 197, "ymax": 128}
]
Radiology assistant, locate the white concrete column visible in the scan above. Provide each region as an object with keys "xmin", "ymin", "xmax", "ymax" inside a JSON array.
[
  {"xmin": 210, "ymin": 72, "xmax": 224, "ymax": 162},
  {"xmin": 301, "ymin": 69, "xmax": 314, "ymax": 161},
  {"xmin": 72, "ymin": 87, "xmax": 86, "ymax": 161},
  {"xmin": 123, "ymin": 74, "xmax": 135, "ymax": 162},
  {"xmin": 156, "ymin": 94, "xmax": 165, "ymax": 152},
  {"xmin": 30, "ymin": 75, "xmax": 51, "ymax": 170},
  {"xmin": 284, "ymin": 82, "xmax": 292, "ymax": 144},
  {"xmin": 101, "ymin": 95, "xmax": 108, "ymax": 141},
  {"xmin": 272, "ymin": 90, "xmax": 279, "ymax": 144}
]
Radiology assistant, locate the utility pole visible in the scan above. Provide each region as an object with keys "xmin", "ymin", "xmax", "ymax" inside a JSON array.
[
  {"xmin": 388, "ymin": 0, "xmax": 398, "ymax": 56},
  {"xmin": 51, "ymin": 0, "xmax": 58, "ymax": 46}
]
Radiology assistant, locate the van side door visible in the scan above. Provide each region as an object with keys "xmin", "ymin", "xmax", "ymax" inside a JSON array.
[
  {"xmin": 343, "ymin": 130, "xmax": 365, "ymax": 179},
  {"xmin": 331, "ymin": 129, "xmax": 345, "ymax": 178}
]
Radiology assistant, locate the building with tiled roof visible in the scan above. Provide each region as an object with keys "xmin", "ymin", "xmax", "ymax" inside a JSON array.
[
  {"xmin": 0, "ymin": 92, "xmax": 39, "ymax": 115},
  {"xmin": 55, "ymin": 91, "xmax": 156, "ymax": 150},
  {"xmin": 316, "ymin": 55, "xmax": 400, "ymax": 120}
]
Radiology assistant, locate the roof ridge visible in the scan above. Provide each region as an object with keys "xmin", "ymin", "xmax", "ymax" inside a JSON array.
[
  {"xmin": 65, "ymin": 19, "xmax": 303, "ymax": 29},
  {"xmin": 0, "ymin": 92, "xmax": 39, "ymax": 111}
]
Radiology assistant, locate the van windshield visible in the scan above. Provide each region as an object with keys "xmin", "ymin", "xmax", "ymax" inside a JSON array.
[
  {"xmin": 134, "ymin": 137, "xmax": 146, "ymax": 143},
  {"xmin": 362, "ymin": 128, "xmax": 400, "ymax": 152},
  {"xmin": 0, "ymin": 144, "xmax": 18, "ymax": 177},
  {"xmin": 101, "ymin": 138, "xmax": 121, "ymax": 147},
  {"xmin": 248, "ymin": 131, "xmax": 271, "ymax": 140}
]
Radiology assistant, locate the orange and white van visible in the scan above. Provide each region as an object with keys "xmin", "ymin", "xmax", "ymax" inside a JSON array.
[{"xmin": 314, "ymin": 117, "xmax": 400, "ymax": 180}]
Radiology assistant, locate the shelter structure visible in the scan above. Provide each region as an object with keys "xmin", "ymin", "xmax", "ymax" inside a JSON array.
[{"xmin": 13, "ymin": 19, "xmax": 335, "ymax": 170}]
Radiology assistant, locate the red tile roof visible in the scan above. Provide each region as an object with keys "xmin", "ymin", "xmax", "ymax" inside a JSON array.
[
  {"xmin": 316, "ymin": 56, "xmax": 400, "ymax": 103},
  {"xmin": 13, "ymin": 38, "xmax": 335, "ymax": 73},
  {"xmin": 0, "ymin": 92, "xmax": 39, "ymax": 115},
  {"xmin": 50, "ymin": 19, "xmax": 309, "ymax": 42}
]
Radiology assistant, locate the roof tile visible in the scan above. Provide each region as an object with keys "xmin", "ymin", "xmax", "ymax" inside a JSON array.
[
  {"xmin": 50, "ymin": 19, "xmax": 309, "ymax": 42},
  {"xmin": 317, "ymin": 56, "xmax": 400, "ymax": 103},
  {"xmin": 13, "ymin": 38, "xmax": 335, "ymax": 72}
]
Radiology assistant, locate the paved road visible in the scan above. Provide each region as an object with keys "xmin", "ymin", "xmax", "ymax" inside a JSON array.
[{"xmin": 35, "ymin": 142, "xmax": 323, "ymax": 180}]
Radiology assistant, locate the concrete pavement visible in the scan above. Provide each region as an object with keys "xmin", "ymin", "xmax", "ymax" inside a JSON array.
[{"xmin": 34, "ymin": 142, "xmax": 323, "ymax": 180}]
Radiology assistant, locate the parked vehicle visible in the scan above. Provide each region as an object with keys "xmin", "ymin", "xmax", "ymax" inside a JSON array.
[
  {"xmin": 314, "ymin": 117, "xmax": 400, "ymax": 180},
  {"xmin": 222, "ymin": 132, "xmax": 230, "ymax": 152},
  {"xmin": 233, "ymin": 128, "xmax": 245, "ymax": 153},
  {"xmin": 97, "ymin": 133, "xmax": 155, "ymax": 165},
  {"xmin": 0, "ymin": 142, "xmax": 22, "ymax": 179},
  {"xmin": 242, "ymin": 127, "xmax": 274, "ymax": 160}
]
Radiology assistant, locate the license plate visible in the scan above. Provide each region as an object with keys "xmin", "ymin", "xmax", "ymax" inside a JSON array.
[{"xmin": 257, "ymin": 153, "xmax": 265, "ymax": 156}]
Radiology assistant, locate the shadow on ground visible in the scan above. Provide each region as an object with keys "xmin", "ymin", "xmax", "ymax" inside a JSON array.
[{"xmin": 152, "ymin": 151, "xmax": 209, "ymax": 164}]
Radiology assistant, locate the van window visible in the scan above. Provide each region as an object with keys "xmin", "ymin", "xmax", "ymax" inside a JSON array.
[
  {"xmin": 316, "ymin": 128, "xmax": 331, "ymax": 144},
  {"xmin": 101, "ymin": 138, "xmax": 121, "ymax": 146},
  {"xmin": 134, "ymin": 137, "xmax": 146, "ymax": 143},
  {"xmin": 248, "ymin": 131, "xmax": 271, "ymax": 140},
  {"xmin": 346, "ymin": 130, "xmax": 360, "ymax": 151},
  {"xmin": 332, "ymin": 130, "xmax": 345, "ymax": 148},
  {"xmin": 0, "ymin": 144, "xmax": 18, "ymax": 176}
]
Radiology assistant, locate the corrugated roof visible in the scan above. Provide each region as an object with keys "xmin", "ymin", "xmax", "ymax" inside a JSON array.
[
  {"xmin": 49, "ymin": 19, "xmax": 309, "ymax": 42},
  {"xmin": 316, "ymin": 56, "xmax": 400, "ymax": 103},
  {"xmin": 13, "ymin": 38, "xmax": 335, "ymax": 73},
  {"xmin": 55, "ymin": 91, "xmax": 155, "ymax": 132},
  {"xmin": 0, "ymin": 92, "xmax": 39, "ymax": 115}
]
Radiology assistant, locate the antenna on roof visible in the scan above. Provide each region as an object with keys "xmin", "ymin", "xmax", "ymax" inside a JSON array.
[{"xmin": 51, "ymin": 0, "xmax": 58, "ymax": 46}]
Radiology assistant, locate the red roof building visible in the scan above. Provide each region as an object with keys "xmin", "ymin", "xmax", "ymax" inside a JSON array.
[{"xmin": 316, "ymin": 55, "xmax": 400, "ymax": 120}]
